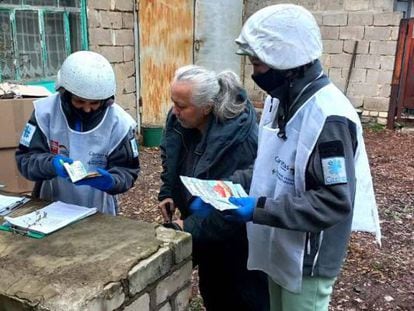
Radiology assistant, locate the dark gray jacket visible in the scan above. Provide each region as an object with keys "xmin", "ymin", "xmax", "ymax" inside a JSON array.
[{"xmin": 252, "ymin": 60, "xmax": 357, "ymax": 278}]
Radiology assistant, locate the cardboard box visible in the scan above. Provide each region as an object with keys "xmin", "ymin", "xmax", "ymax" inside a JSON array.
[
  {"xmin": 0, "ymin": 98, "xmax": 39, "ymax": 193},
  {"xmin": 0, "ymin": 148, "xmax": 33, "ymax": 193}
]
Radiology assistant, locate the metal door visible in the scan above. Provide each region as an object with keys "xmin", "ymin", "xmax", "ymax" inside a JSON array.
[
  {"xmin": 138, "ymin": 0, "xmax": 194, "ymax": 126},
  {"xmin": 388, "ymin": 18, "xmax": 414, "ymax": 128},
  {"xmin": 194, "ymin": 0, "xmax": 243, "ymax": 75}
]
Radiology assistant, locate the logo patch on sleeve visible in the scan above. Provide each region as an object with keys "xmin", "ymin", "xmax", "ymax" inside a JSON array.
[
  {"xmin": 130, "ymin": 138, "xmax": 139, "ymax": 158},
  {"xmin": 321, "ymin": 157, "xmax": 347, "ymax": 185},
  {"xmin": 19, "ymin": 123, "xmax": 36, "ymax": 147}
]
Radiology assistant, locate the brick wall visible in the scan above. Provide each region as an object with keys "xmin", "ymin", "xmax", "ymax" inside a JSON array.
[
  {"xmin": 243, "ymin": 0, "xmax": 402, "ymax": 124},
  {"xmin": 87, "ymin": 0, "xmax": 137, "ymax": 120}
]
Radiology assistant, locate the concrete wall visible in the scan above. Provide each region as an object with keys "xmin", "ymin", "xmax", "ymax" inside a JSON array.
[
  {"xmin": 87, "ymin": 0, "xmax": 138, "ymax": 120},
  {"xmin": 244, "ymin": 0, "xmax": 402, "ymax": 124}
]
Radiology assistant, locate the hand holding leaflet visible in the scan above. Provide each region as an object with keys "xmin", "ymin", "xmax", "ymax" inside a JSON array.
[
  {"xmin": 53, "ymin": 155, "xmax": 73, "ymax": 178},
  {"xmin": 224, "ymin": 197, "xmax": 257, "ymax": 223},
  {"xmin": 62, "ymin": 160, "xmax": 101, "ymax": 183},
  {"xmin": 75, "ymin": 168, "xmax": 114, "ymax": 191}
]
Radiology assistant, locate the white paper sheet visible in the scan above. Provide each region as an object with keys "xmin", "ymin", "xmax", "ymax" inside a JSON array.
[{"xmin": 4, "ymin": 201, "xmax": 97, "ymax": 235}]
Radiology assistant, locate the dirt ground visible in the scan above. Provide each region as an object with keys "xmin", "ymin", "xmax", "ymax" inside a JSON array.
[{"xmin": 118, "ymin": 127, "xmax": 414, "ymax": 311}]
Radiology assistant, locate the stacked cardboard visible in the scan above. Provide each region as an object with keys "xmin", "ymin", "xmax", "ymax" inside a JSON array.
[{"xmin": 0, "ymin": 98, "xmax": 38, "ymax": 193}]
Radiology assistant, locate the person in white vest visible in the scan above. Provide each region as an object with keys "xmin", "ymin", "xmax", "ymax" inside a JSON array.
[
  {"xmin": 218, "ymin": 4, "xmax": 381, "ymax": 311},
  {"xmin": 16, "ymin": 51, "xmax": 139, "ymax": 216}
]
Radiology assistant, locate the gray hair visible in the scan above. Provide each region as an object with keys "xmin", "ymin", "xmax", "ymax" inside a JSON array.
[{"xmin": 172, "ymin": 65, "xmax": 247, "ymax": 121}]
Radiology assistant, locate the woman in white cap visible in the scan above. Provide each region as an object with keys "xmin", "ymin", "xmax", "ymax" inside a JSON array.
[{"xmin": 16, "ymin": 51, "xmax": 139, "ymax": 215}]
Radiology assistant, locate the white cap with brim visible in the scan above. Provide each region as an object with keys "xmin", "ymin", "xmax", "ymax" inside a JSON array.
[{"xmin": 235, "ymin": 4, "xmax": 322, "ymax": 70}]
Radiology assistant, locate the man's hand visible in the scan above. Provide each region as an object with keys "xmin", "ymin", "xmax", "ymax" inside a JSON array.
[
  {"xmin": 189, "ymin": 197, "xmax": 214, "ymax": 218},
  {"xmin": 225, "ymin": 196, "xmax": 257, "ymax": 223},
  {"xmin": 52, "ymin": 155, "xmax": 73, "ymax": 178},
  {"xmin": 158, "ymin": 198, "xmax": 175, "ymax": 223},
  {"xmin": 75, "ymin": 168, "xmax": 114, "ymax": 191}
]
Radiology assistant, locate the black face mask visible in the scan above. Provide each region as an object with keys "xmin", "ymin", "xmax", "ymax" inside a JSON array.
[{"xmin": 251, "ymin": 68, "xmax": 287, "ymax": 94}]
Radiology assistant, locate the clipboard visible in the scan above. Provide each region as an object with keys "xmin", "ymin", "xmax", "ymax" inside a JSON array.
[{"xmin": 0, "ymin": 222, "xmax": 46, "ymax": 239}]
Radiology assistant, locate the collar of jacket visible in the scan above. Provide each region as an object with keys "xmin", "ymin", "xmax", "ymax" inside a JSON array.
[{"xmin": 168, "ymin": 100, "xmax": 257, "ymax": 176}]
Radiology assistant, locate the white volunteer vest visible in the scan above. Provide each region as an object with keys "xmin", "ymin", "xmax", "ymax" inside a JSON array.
[
  {"xmin": 34, "ymin": 93, "xmax": 136, "ymax": 215},
  {"xmin": 248, "ymin": 83, "xmax": 380, "ymax": 293}
]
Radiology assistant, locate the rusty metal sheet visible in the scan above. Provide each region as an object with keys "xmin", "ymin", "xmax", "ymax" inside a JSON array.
[
  {"xmin": 139, "ymin": 0, "xmax": 194, "ymax": 126},
  {"xmin": 194, "ymin": 0, "xmax": 243, "ymax": 75}
]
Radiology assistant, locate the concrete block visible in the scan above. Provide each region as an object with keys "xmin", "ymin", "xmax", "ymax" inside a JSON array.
[
  {"xmin": 379, "ymin": 83, "xmax": 391, "ymax": 97},
  {"xmin": 364, "ymin": 97, "xmax": 389, "ymax": 111},
  {"xmin": 328, "ymin": 68, "xmax": 342, "ymax": 81},
  {"xmin": 88, "ymin": 0, "xmax": 111, "ymax": 10},
  {"xmin": 123, "ymin": 46, "xmax": 135, "ymax": 62},
  {"xmin": 362, "ymin": 110, "xmax": 370, "ymax": 116},
  {"xmin": 378, "ymin": 70, "xmax": 393, "ymax": 85},
  {"xmin": 348, "ymin": 12, "xmax": 373, "ymax": 26},
  {"xmin": 89, "ymin": 28, "xmax": 112, "ymax": 46},
  {"xmin": 123, "ymin": 12, "xmax": 134, "ymax": 28},
  {"xmin": 380, "ymin": 56, "xmax": 395, "ymax": 71},
  {"xmin": 390, "ymin": 26, "xmax": 399, "ymax": 40},
  {"xmin": 158, "ymin": 302, "xmax": 172, "ymax": 311},
  {"xmin": 122, "ymin": 77, "xmax": 137, "ymax": 94},
  {"xmin": 320, "ymin": 54, "xmax": 330, "ymax": 68},
  {"xmin": 124, "ymin": 294, "xmax": 150, "ymax": 311},
  {"xmin": 319, "ymin": 0, "xmax": 344, "ymax": 10},
  {"xmin": 117, "ymin": 92, "xmax": 137, "ymax": 112},
  {"xmin": 330, "ymin": 53, "xmax": 353, "ymax": 68},
  {"xmin": 355, "ymin": 54, "xmax": 381, "ymax": 69},
  {"xmin": 320, "ymin": 26, "xmax": 339, "ymax": 40},
  {"xmin": 344, "ymin": 0, "xmax": 369, "ymax": 11},
  {"xmin": 339, "ymin": 26, "xmax": 365, "ymax": 40},
  {"xmin": 372, "ymin": 0, "xmax": 394, "ymax": 12},
  {"xmin": 379, "ymin": 111, "xmax": 388, "ymax": 118},
  {"xmin": 364, "ymin": 26, "xmax": 392, "ymax": 41},
  {"xmin": 297, "ymin": 0, "xmax": 319, "ymax": 11},
  {"xmin": 114, "ymin": 61, "xmax": 136, "ymax": 79},
  {"xmin": 366, "ymin": 69, "xmax": 379, "ymax": 83},
  {"xmin": 322, "ymin": 13, "xmax": 347, "ymax": 26},
  {"xmin": 156, "ymin": 226, "xmax": 192, "ymax": 264},
  {"xmin": 312, "ymin": 12, "xmax": 323, "ymax": 25},
  {"xmin": 100, "ymin": 11, "xmax": 123, "ymax": 29},
  {"xmin": 377, "ymin": 117, "xmax": 387, "ymax": 125},
  {"xmin": 174, "ymin": 285, "xmax": 192, "ymax": 311},
  {"xmin": 83, "ymin": 282, "xmax": 125, "ymax": 311},
  {"xmin": 347, "ymin": 96, "xmax": 364, "ymax": 107},
  {"xmin": 88, "ymin": 10, "xmax": 101, "ymax": 28},
  {"xmin": 369, "ymin": 41, "xmax": 397, "ymax": 56},
  {"xmin": 368, "ymin": 110, "xmax": 379, "ymax": 117},
  {"xmin": 114, "ymin": 29, "xmax": 134, "ymax": 46},
  {"xmin": 343, "ymin": 40, "xmax": 369, "ymax": 54},
  {"xmin": 115, "ymin": 0, "xmax": 134, "ymax": 12},
  {"xmin": 155, "ymin": 261, "xmax": 193, "ymax": 305},
  {"xmin": 97, "ymin": 46, "xmax": 124, "ymax": 63},
  {"xmin": 323, "ymin": 40, "xmax": 343, "ymax": 54},
  {"xmin": 128, "ymin": 247, "xmax": 173, "ymax": 296},
  {"xmin": 373, "ymin": 12, "xmax": 402, "ymax": 26},
  {"xmin": 346, "ymin": 68, "xmax": 367, "ymax": 83},
  {"xmin": 348, "ymin": 82, "xmax": 378, "ymax": 97}
]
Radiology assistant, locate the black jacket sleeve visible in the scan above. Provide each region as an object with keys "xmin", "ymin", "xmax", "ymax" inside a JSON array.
[
  {"xmin": 252, "ymin": 115, "xmax": 357, "ymax": 233},
  {"xmin": 15, "ymin": 111, "xmax": 57, "ymax": 181}
]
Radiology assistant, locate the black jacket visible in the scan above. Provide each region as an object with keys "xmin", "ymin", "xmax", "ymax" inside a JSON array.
[{"xmin": 159, "ymin": 101, "xmax": 258, "ymax": 246}]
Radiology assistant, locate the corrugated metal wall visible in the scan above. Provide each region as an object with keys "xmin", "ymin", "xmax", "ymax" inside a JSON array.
[{"xmin": 139, "ymin": 0, "xmax": 194, "ymax": 126}]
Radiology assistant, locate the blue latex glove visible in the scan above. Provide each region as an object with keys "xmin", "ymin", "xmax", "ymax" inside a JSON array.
[
  {"xmin": 75, "ymin": 168, "xmax": 115, "ymax": 191},
  {"xmin": 225, "ymin": 196, "xmax": 257, "ymax": 223},
  {"xmin": 189, "ymin": 197, "xmax": 214, "ymax": 218},
  {"xmin": 52, "ymin": 155, "xmax": 73, "ymax": 178}
]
